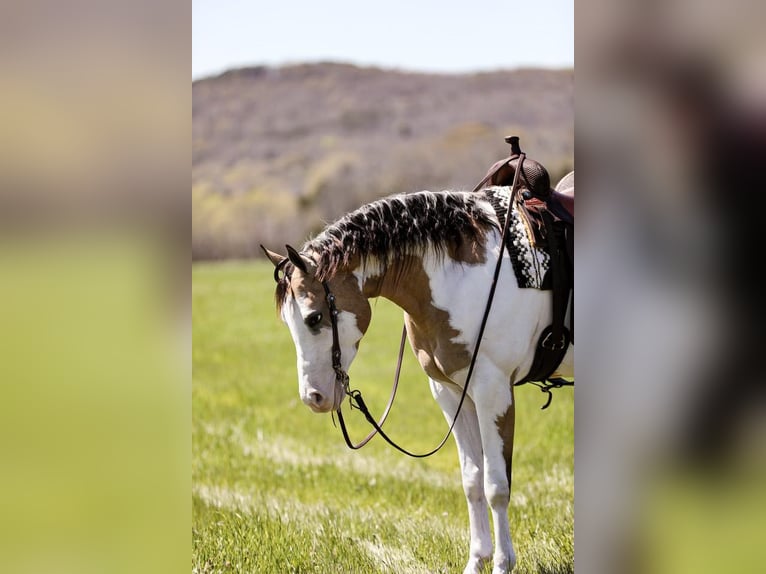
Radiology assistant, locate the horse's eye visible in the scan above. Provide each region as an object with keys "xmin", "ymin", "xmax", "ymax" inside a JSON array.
[{"xmin": 305, "ymin": 312, "xmax": 323, "ymax": 329}]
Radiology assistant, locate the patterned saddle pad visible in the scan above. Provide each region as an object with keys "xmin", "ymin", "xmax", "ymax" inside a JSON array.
[{"xmin": 482, "ymin": 186, "xmax": 552, "ymax": 290}]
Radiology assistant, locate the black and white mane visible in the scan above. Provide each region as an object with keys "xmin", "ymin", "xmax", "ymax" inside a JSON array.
[{"xmin": 305, "ymin": 190, "xmax": 497, "ymax": 281}]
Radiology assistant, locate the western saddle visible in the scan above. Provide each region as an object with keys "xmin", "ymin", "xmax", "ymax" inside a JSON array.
[
  {"xmin": 481, "ymin": 136, "xmax": 573, "ymax": 224},
  {"xmin": 477, "ymin": 136, "xmax": 573, "ymax": 396}
]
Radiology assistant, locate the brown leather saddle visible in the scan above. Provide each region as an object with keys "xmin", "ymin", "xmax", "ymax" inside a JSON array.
[
  {"xmin": 478, "ymin": 136, "xmax": 574, "ymax": 388},
  {"xmin": 483, "ymin": 136, "xmax": 573, "ymax": 225}
]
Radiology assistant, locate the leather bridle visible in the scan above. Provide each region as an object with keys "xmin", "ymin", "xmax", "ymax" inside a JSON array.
[
  {"xmin": 275, "ymin": 256, "xmax": 403, "ymax": 449},
  {"xmin": 321, "ymin": 280, "xmax": 350, "ymax": 395},
  {"xmin": 322, "ymin": 278, "xmax": 410, "ymax": 449},
  {"xmin": 272, "ymin": 257, "xmax": 353, "ymax": 393}
]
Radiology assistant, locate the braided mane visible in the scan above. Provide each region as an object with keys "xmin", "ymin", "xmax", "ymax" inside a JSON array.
[
  {"xmin": 276, "ymin": 190, "xmax": 497, "ymax": 309},
  {"xmin": 307, "ymin": 190, "xmax": 496, "ymax": 279}
]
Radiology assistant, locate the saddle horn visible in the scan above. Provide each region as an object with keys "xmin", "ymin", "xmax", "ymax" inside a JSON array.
[
  {"xmin": 503, "ymin": 135, "xmax": 551, "ymax": 199},
  {"xmin": 504, "ymin": 135, "xmax": 523, "ymax": 157}
]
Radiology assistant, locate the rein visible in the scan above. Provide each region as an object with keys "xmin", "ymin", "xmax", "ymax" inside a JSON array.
[
  {"xmin": 323, "ymin": 282, "xmax": 406, "ymax": 449},
  {"xmin": 331, "ymin": 153, "xmax": 527, "ymax": 458}
]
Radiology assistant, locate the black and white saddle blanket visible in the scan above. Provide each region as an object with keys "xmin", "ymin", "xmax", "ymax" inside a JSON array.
[{"xmin": 482, "ymin": 186, "xmax": 551, "ymax": 290}]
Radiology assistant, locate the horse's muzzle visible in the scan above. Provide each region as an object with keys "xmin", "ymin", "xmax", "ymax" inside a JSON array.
[
  {"xmin": 302, "ymin": 387, "xmax": 339, "ymax": 413},
  {"xmin": 302, "ymin": 389, "xmax": 335, "ymax": 413}
]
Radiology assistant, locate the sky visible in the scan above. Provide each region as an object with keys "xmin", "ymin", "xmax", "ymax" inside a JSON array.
[{"xmin": 193, "ymin": 0, "xmax": 574, "ymax": 80}]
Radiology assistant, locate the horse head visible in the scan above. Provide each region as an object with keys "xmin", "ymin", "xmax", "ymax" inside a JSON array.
[{"xmin": 262, "ymin": 245, "xmax": 371, "ymax": 413}]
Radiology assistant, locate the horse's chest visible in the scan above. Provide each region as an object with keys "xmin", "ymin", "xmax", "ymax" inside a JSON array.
[{"xmin": 404, "ymin": 312, "xmax": 472, "ymax": 385}]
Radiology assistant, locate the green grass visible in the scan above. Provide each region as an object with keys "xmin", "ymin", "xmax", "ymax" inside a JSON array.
[{"xmin": 192, "ymin": 261, "xmax": 573, "ymax": 573}]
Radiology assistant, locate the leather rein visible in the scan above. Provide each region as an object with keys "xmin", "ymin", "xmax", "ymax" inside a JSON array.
[
  {"xmin": 324, "ymin": 154, "xmax": 527, "ymax": 457},
  {"xmin": 324, "ymin": 281, "xmax": 406, "ymax": 449}
]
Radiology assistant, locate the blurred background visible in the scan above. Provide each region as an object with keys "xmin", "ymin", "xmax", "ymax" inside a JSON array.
[
  {"xmin": 577, "ymin": 0, "xmax": 766, "ymax": 572},
  {"xmin": 192, "ymin": 63, "xmax": 573, "ymax": 259},
  {"xmin": 0, "ymin": 1, "xmax": 188, "ymax": 573},
  {"xmin": 192, "ymin": 1, "xmax": 574, "ymax": 259}
]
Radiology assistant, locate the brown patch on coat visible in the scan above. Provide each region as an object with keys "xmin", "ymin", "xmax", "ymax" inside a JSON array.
[
  {"xmin": 446, "ymin": 234, "xmax": 488, "ymax": 265},
  {"xmin": 495, "ymin": 392, "xmax": 516, "ymax": 487},
  {"xmin": 363, "ymin": 255, "xmax": 472, "ymax": 383}
]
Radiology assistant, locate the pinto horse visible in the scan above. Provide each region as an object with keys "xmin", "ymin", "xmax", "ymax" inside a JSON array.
[{"xmin": 263, "ymin": 187, "xmax": 573, "ymax": 574}]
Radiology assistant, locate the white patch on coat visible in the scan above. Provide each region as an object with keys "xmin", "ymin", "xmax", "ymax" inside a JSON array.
[{"xmin": 282, "ymin": 292, "xmax": 363, "ymax": 411}]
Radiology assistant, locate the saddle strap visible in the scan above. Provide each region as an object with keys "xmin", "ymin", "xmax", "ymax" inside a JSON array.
[{"xmin": 517, "ymin": 210, "xmax": 572, "ymax": 385}]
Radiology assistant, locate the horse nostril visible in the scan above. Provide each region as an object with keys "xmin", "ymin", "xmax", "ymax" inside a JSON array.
[{"xmin": 309, "ymin": 391, "xmax": 323, "ymax": 405}]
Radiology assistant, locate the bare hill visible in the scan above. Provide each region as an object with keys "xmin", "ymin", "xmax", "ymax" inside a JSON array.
[{"xmin": 193, "ymin": 62, "xmax": 573, "ymax": 260}]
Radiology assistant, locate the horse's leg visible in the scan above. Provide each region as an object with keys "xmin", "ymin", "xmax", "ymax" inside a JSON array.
[
  {"xmin": 472, "ymin": 366, "xmax": 516, "ymax": 574},
  {"xmin": 429, "ymin": 378, "xmax": 492, "ymax": 574}
]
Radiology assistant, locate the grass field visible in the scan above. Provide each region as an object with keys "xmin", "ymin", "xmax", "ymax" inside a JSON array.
[{"xmin": 192, "ymin": 261, "xmax": 573, "ymax": 573}]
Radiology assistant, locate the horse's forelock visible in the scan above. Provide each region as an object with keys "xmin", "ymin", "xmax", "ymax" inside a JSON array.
[
  {"xmin": 274, "ymin": 259, "xmax": 297, "ymax": 315},
  {"xmin": 274, "ymin": 255, "xmax": 333, "ymax": 314},
  {"xmin": 275, "ymin": 275, "xmax": 290, "ymax": 315}
]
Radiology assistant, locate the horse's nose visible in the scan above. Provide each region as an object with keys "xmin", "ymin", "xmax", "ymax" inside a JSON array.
[{"xmin": 303, "ymin": 389, "xmax": 331, "ymax": 412}]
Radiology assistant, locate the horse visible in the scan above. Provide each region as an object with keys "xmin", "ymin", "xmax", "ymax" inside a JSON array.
[{"xmin": 262, "ymin": 186, "xmax": 573, "ymax": 574}]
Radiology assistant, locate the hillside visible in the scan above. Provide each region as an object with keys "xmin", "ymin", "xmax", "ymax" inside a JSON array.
[{"xmin": 192, "ymin": 62, "xmax": 573, "ymax": 260}]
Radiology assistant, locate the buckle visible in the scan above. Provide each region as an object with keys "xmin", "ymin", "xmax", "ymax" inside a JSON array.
[
  {"xmin": 541, "ymin": 330, "xmax": 567, "ymax": 351},
  {"xmin": 273, "ymin": 257, "xmax": 289, "ymax": 283},
  {"xmin": 335, "ymin": 368, "xmax": 350, "ymax": 391}
]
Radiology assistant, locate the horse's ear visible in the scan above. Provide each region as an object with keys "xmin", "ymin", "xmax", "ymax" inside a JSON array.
[
  {"xmin": 285, "ymin": 244, "xmax": 312, "ymax": 274},
  {"xmin": 260, "ymin": 245, "xmax": 286, "ymax": 268}
]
